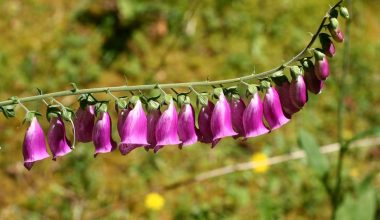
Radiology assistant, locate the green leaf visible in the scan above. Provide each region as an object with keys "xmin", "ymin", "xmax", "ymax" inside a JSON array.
[
  {"xmin": 336, "ymin": 187, "xmax": 376, "ymax": 220},
  {"xmin": 0, "ymin": 105, "xmax": 16, "ymax": 118},
  {"xmin": 298, "ymin": 130, "xmax": 329, "ymax": 178}
]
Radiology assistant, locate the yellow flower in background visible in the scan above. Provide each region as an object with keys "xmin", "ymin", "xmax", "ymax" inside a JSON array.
[
  {"xmin": 144, "ymin": 192, "xmax": 165, "ymax": 211},
  {"xmin": 251, "ymin": 152, "xmax": 269, "ymax": 173}
]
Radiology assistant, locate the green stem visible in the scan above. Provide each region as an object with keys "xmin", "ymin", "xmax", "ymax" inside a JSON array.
[
  {"xmin": 0, "ymin": 1, "xmax": 343, "ymax": 108},
  {"xmin": 331, "ymin": 0, "xmax": 351, "ymax": 219}
]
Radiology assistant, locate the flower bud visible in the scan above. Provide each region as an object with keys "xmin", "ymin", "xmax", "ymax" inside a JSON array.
[
  {"xmin": 243, "ymin": 93, "xmax": 269, "ymax": 138},
  {"xmin": 198, "ymin": 101, "xmax": 215, "ymax": 144},
  {"xmin": 314, "ymin": 50, "xmax": 330, "ymax": 80},
  {"xmin": 303, "ymin": 59, "xmax": 324, "ymax": 94},
  {"xmin": 328, "ymin": 18, "xmax": 344, "ymax": 42},
  {"xmin": 178, "ymin": 103, "xmax": 197, "ymax": 147},
  {"xmin": 73, "ymin": 105, "xmax": 95, "ymax": 143},
  {"xmin": 275, "ymin": 80, "xmax": 300, "ymax": 118},
  {"xmin": 92, "ymin": 112, "xmax": 117, "ymax": 156},
  {"xmin": 289, "ymin": 75, "xmax": 308, "ymax": 109},
  {"xmin": 210, "ymin": 92, "xmax": 237, "ymax": 147},
  {"xmin": 47, "ymin": 116, "xmax": 72, "ymax": 160},
  {"xmin": 119, "ymin": 100, "xmax": 148, "ymax": 155},
  {"xmin": 229, "ymin": 96, "xmax": 246, "ymax": 137},
  {"xmin": 340, "ymin": 7, "xmax": 349, "ymax": 19},
  {"xmin": 154, "ymin": 99, "xmax": 181, "ymax": 153},
  {"xmin": 23, "ymin": 117, "xmax": 50, "ymax": 170},
  {"xmin": 319, "ymin": 33, "xmax": 336, "ymax": 57},
  {"xmin": 263, "ymin": 87, "xmax": 290, "ymax": 130}
]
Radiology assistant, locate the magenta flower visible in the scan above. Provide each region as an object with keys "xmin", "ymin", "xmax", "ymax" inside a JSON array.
[
  {"xmin": 145, "ymin": 108, "xmax": 161, "ymax": 150},
  {"xmin": 92, "ymin": 111, "xmax": 116, "ymax": 157},
  {"xmin": 117, "ymin": 108, "xmax": 130, "ymax": 139},
  {"xmin": 74, "ymin": 105, "xmax": 95, "ymax": 143},
  {"xmin": 23, "ymin": 117, "xmax": 50, "ymax": 170},
  {"xmin": 263, "ymin": 87, "xmax": 290, "ymax": 130},
  {"xmin": 303, "ymin": 60, "xmax": 324, "ymax": 94},
  {"xmin": 314, "ymin": 50, "xmax": 330, "ymax": 80},
  {"xmin": 319, "ymin": 33, "xmax": 336, "ymax": 57},
  {"xmin": 276, "ymin": 81, "xmax": 300, "ymax": 118},
  {"xmin": 229, "ymin": 97, "xmax": 246, "ymax": 137},
  {"xmin": 154, "ymin": 100, "xmax": 181, "ymax": 153},
  {"xmin": 243, "ymin": 93, "xmax": 269, "ymax": 138},
  {"xmin": 211, "ymin": 92, "xmax": 237, "ymax": 147},
  {"xmin": 197, "ymin": 101, "xmax": 215, "ymax": 144},
  {"xmin": 119, "ymin": 100, "xmax": 148, "ymax": 155},
  {"xmin": 47, "ymin": 116, "xmax": 72, "ymax": 160},
  {"xmin": 290, "ymin": 75, "xmax": 308, "ymax": 109},
  {"xmin": 178, "ymin": 103, "xmax": 197, "ymax": 147}
]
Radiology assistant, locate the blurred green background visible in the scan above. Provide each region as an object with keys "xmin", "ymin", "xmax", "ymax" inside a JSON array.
[{"xmin": 0, "ymin": 0, "xmax": 379, "ymax": 219}]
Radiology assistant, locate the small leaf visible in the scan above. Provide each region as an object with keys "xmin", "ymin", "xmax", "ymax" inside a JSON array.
[{"xmin": 298, "ymin": 130, "xmax": 329, "ymax": 178}]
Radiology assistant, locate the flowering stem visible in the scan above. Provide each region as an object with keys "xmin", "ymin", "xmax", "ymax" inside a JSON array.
[{"xmin": 0, "ymin": 1, "xmax": 343, "ymax": 109}]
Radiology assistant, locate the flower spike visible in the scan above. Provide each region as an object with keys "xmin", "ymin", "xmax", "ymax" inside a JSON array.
[
  {"xmin": 23, "ymin": 117, "xmax": 50, "ymax": 170},
  {"xmin": 47, "ymin": 116, "xmax": 72, "ymax": 160}
]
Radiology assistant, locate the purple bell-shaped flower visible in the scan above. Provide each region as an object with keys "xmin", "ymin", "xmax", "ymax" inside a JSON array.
[
  {"xmin": 303, "ymin": 59, "xmax": 324, "ymax": 94},
  {"xmin": 47, "ymin": 116, "xmax": 72, "ymax": 160},
  {"xmin": 23, "ymin": 117, "xmax": 50, "ymax": 170},
  {"xmin": 289, "ymin": 66, "xmax": 308, "ymax": 109},
  {"xmin": 229, "ymin": 96, "xmax": 246, "ymax": 137},
  {"xmin": 198, "ymin": 101, "xmax": 215, "ymax": 144},
  {"xmin": 178, "ymin": 103, "xmax": 197, "ymax": 147},
  {"xmin": 145, "ymin": 108, "xmax": 161, "ymax": 151},
  {"xmin": 314, "ymin": 50, "xmax": 330, "ymax": 81},
  {"xmin": 319, "ymin": 33, "xmax": 336, "ymax": 57},
  {"xmin": 328, "ymin": 18, "xmax": 344, "ymax": 43},
  {"xmin": 243, "ymin": 92, "xmax": 270, "ymax": 138},
  {"xmin": 276, "ymin": 80, "xmax": 300, "ymax": 118},
  {"xmin": 92, "ymin": 111, "xmax": 116, "ymax": 157},
  {"xmin": 117, "ymin": 108, "xmax": 130, "ymax": 139},
  {"xmin": 210, "ymin": 91, "xmax": 237, "ymax": 147},
  {"xmin": 154, "ymin": 99, "xmax": 181, "ymax": 152},
  {"xmin": 119, "ymin": 99, "xmax": 149, "ymax": 155},
  {"xmin": 263, "ymin": 87, "xmax": 290, "ymax": 130},
  {"xmin": 74, "ymin": 105, "xmax": 95, "ymax": 143}
]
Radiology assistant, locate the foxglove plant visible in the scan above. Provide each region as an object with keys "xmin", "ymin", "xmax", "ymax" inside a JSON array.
[
  {"xmin": 47, "ymin": 116, "xmax": 72, "ymax": 160},
  {"xmin": 92, "ymin": 110, "xmax": 117, "ymax": 156},
  {"xmin": 154, "ymin": 99, "xmax": 181, "ymax": 152},
  {"xmin": 263, "ymin": 87, "xmax": 290, "ymax": 130},
  {"xmin": 210, "ymin": 90, "xmax": 237, "ymax": 147},
  {"xmin": 243, "ymin": 92, "xmax": 269, "ymax": 138},
  {"xmin": 23, "ymin": 116, "xmax": 50, "ymax": 170},
  {"xmin": 119, "ymin": 98, "xmax": 149, "ymax": 155}
]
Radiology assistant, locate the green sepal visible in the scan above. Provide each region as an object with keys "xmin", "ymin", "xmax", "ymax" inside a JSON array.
[
  {"xmin": 197, "ymin": 94, "xmax": 209, "ymax": 107},
  {"xmin": 147, "ymin": 100, "xmax": 160, "ymax": 111},
  {"xmin": 247, "ymin": 84, "xmax": 258, "ymax": 95},
  {"xmin": 0, "ymin": 104, "xmax": 16, "ymax": 118},
  {"xmin": 116, "ymin": 99, "xmax": 127, "ymax": 109},
  {"xmin": 129, "ymin": 96, "xmax": 140, "ymax": 105},
  {"xmin": 271, "ymin": 69, "xmax": 284, "ymax": 78},
  {"xmin": 177, "ymin": 94, "xmax": 191, "ymax": 107},
  {"xmin": 339, "ymin": 6, "xmax": 349, "ymax": 19},
  {"xmin": 329, "ymin": 17, "xmax": 339, "ymax": 30},
  {"xmin": 46, "ymin": 105, "xmax": 61, "ymax": 122},
  {"xmin": 24, "ymin": 111, "xmax": 42, "ymax": 124},
  {"xmin": 290, "ymin": 66, "xmax": 302, "ymax": 78},
  {"xmin": 260, "ymin": 80, "xmax": 271, "ymax": 89},
  {"xmin": 78, "ymin": 94, "xmax": 97, "ymax": 109},
  {"xmin": 271, "ymin": 75, "xmax": 289, "ymax": 87},
  {"xmin": 213, "ymin": 88, "xmax": 223, "ymax": 98},
  {"xmin": 164, "ymin": 94, "xmax": 173, "ymax": 105},
  {"xmin": 301, "ymin": 58, "xmax": 314, "ymax": 71},
  {"xmin": 313, "ymin": 49, "xmax": 326, "ymax": 61},
  {"xmin": 95, "ymin": 102, "xmax": 109, "ymax": 115},
  {"xmin": 70, "ymin": 83, "xmax": 78, "ymax": 93},
  {"xmin": 61, "ymin": 107, "xmax": 75, "ymax": 122}
]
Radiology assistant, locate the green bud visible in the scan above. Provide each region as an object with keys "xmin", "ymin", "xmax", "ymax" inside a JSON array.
[
  {"xmin": 329, "ymin": 17, "xmax": 339, "ymax": 30},
  {"xmin": 313, "ymin": 50, "xmax": 326, "ymax": 61},
  {"xmin": 340, "ymin": 6, "xmax": 349, "ymax": 19}
]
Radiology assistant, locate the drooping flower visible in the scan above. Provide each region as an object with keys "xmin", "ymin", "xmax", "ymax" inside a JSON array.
[
  {"xmin": 289, "ymin": 67, "xmax": 308, "ymax": 109},
  {"xmin": 303, "ymin": 59, "xmax": 324, "ymax": 94},
  {"xmin": 117, "ymin": 108, "xmax": 130, "ymax": 139},
  {"xmin": 319, "ymin": 33, "xmax": 336, "ymax": 57},
  {"xmin": 119, "ymin": 100, "xmax": 148, "ymax": 155},
  {"xmin": 145, "ymin": 108, "xmax": 161, "ymax": 151},
  {"xmin": 92, "ymin": 111, "xmax": 116, "ymax": 156},
  {"xmin": 178, "ymin": 103, "xmax": 197, "ymax": 147},
  {"xmin": 197, "ymin": 101, "xmax": 215, "ymax": 144},
  {"xmin": 23, "ymin": 117, "xmax": 50, "ymax": 170},
  {"xmin": 47, "ymin": 116, "xmax": 72, "ymax": 160},
  {"xmin": 276, "ymin": 81, "xmax": 300, "ymax": 118},
  {"xmin": 154, "ymin": 99, "xmax": 181, "ymax": 153},
  {"xmin": 210, "ymin": 92, "xmax": 237, "ymax": 147},
  {"xmin": 243, "ymin": 92, "xmax": 270, "ymax": 138},
  {"xmin": 314, "ymin": 50, "xmax": 330, "ymax": 80},
  {"xmin": 229, "ymin": 96, "xmax": 246, "ymax": 137},
  {"xmin": 263, "ymin": 87, "xmax": 290, "ymax": 130},
  {"xmin": 328, "ymin": 17, "xmax": 344, "ymax": 43},
  {"xmin": 73, "ymin": 105, "xmax": 95, "ymax": 143}
]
